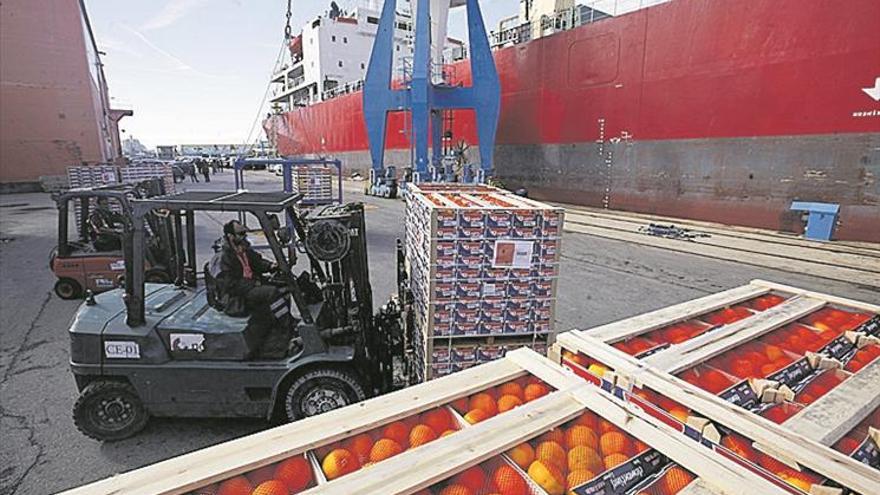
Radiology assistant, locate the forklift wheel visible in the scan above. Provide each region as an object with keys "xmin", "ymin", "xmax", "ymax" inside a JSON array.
[
  {"xmin": 54, "ymin": 278, "xmax": 82, "ymax": 299},
  {"xmin": 282, "ymin": 368, "xmax": 366, "ymax": 422},
  {"xmin": 73, "ymin": 381, "xmax": 149, "ymax": 441}
]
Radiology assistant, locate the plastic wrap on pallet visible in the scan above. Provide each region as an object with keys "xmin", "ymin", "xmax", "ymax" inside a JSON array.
[{"xmin": 405, "ymin": 184, "xmax": 563, "ymax": 380}]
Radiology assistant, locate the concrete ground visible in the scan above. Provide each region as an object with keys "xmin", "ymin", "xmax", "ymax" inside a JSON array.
[{"xmin": 0, "ymin": 170, "xmax": 877, "ymax": 495}]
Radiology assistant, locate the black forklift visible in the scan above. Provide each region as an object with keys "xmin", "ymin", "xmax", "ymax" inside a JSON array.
[{"xmin": 68, "ymin": 191, "xmax": 404, "ymax": 440}]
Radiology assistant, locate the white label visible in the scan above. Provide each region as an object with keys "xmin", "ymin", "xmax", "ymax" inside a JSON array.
[
  {"xmin": 170, "ymin": 333, "xmax": 205, "ymax": 352},
  {"xmin": 104, "ymin": 341, "xmax": 140, "ymax": 359},
  {"xmin": 94, "ymin": 278, "xmax": 115, "ymax": 288},
  {"xmin": 109, "ymin": 260, "xmax": 125, "ymax": 271},
  {"xmin": 492, "ymin": 240, "xmax": 534, "ymax": 268}
]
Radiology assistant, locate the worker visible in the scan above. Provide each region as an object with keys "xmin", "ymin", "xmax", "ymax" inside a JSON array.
[
  {"xmin": 210, "ymin": 220, "xmax": 293, "ymax": 357},
  {"xmin": 88, "ymin": 197, "xmax": 124, "ymax": 251},
  {"xmin": 188, "ymin": 162, "xmax": 199, "ymax": 183},
  {"xmin": 200, "ymin": 157, "xmax": 211, "ymax": 183}
]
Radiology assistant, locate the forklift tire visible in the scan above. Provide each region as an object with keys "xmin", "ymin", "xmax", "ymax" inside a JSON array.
[
  {"xmin": 54, "ymin": 278, "xmax": 82, "ymax": 299},
  {"xmin": 281, "ymin": 368, "xmax": 366, "ymax": 422},
  {"xmin": 144, "ymin": 269, "xmax": 170, "ymax": 284},
  {"xmin": 73, "ymin": 381, "xmax": 149, "ymax": 441}
]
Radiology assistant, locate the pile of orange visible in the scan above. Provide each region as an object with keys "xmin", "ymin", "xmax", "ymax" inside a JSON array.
[
  {"xmin": 513, "ymin": 411, "xmax": 649, "ymax": 495},
  {"xmin": 429, "ymin": 462, "xmax": 531, "ymax": 495},
  {"xmin": 762, "ymin": 323, "xmax": 830, "ymax": 355},
  {"xmin": 678, "ymin": 366, "xmax": 735, "ymax": 395},
  {"xmin": 704, "ymin": 340, "xmax": 798, "ymax": 381},
  {"xmin": 800, "ymin": 307, "xmax": 871, "ymax": 333},
  {"xmin": 700, "ymin": 305, "xmax": 753, "ymax": 326},
  {"xmin": 211, "ymin": 455, "xmax": 315, "ymax": 495},
  {"xmin": 744, "ymin": 294, "xmax": 786, "ymax": 311},
  {"xmin": 845, "ymin": 344, "xmax": 880, "ymax": 372},
  {"xmin": 452, "ymin": 378, "xmax": 552, "ymax": 425}
]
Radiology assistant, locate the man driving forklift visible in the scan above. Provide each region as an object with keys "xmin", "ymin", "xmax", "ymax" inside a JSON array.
[
  {"xmin": 88, "ymin": 197, "xmax": 125, "ymax": 251},
  {"xmin": 207, "ymin": 219, "xmax": 295, "ymax": 358}
]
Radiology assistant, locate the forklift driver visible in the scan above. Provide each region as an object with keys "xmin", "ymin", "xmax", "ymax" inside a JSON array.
[
  {"xmin": 88, "ymin": 197, "xmax": 125, "ymax": 251},
  {"xmin": 210, "ymin": 220, "xmax": 294, "ymax": 357}
]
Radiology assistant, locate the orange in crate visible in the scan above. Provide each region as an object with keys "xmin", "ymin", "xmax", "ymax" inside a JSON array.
[
  {"xmin": 422, "ymin": 407, "xmax": 452, "ymax": 434},
  {"xmin": 322, "ymin": 448, "xmax": 360, "ymax": 480},
  {"xmin": 246, "ymin": 464, "xmax": 276, "ymax": 486},
  {"xmin": 598, "ymin": 419, "xmax": 619, "ymax": 435},
  {"xmin": 274, "ymin": 456, "xmax": 314, "ymax": 492},
  {"xmin": 346, "ymin": 433, "xmax": 375, "ymax": 463},
  {"xmin": 469, "ymin": 392, "xmax": 499, "ymax": 417},
  {"xmin": 603, "ymin": 453, "xmax": 629, "ymax": 470},
  {"xmin": 382, "ymin": 421, "xmax": 411, "ymax": 446},
  {"xmin": 507, "ymin": 442, "xmax": 535, "ymax": 469},
  {"xmin": 216, "ymin": 476, "xmax": 253, "ymax": 495},
  {"xmin": 528, "ymin": 460, "xmax": 566, "ymax": 495},
  {"xmin": 369, "ymin": 438, "xmax": 403, "ymax": 462},
  {"xmin": 452, "ymin": 396, "xmax": 470, "ymax": 413},
  {"xmin": 567, "ymin": 469, "xmax": 597, "ymax": 492},
  {"xmin": 498, "ymin": 394, "xmax": 523, "ymax": 413},
  {"xmin": 659, "ymin": 466, "xmax": 695, "ymax": 494},
  {"xmin": 492, "ymin": 464, "xmax": 529, "ymax": 495},
  {"xmin": 409, "ymin": 424, "xmax": 438, "ymax": 448},
  {"xmin": 720, "ymin": 434, "xmax": 759, "ymax": 464},
  {"xmin": 572, "ymin": 411, "xmax": 599, "ymax": 429},
  {"xmin": 251, "ymin": 480, "xmax": 288, "ymax": 495},
  {"xmin": 497, "ymin": 381, "xmax": 525, "ymax": 401},
  {"xmin": 565, "ymin": 425, "xmax": 599, "ymax": 450},
  {"xmin": 524, "ymin": 383, "xmax": 550, "ymax": 402},
  {"xmin": 464, "ymin": 408, "xmax": 489, "ymax": 424},
  {"xmin": 535, "ymin": 441, "xmax": 567, "ymax": 471},
  {"xmin": 439, "ymin": 484, "xmax": 474, "ymax": 495},
  {"xmin": 539, "ymin": 428, "xmax": 565, "ymax": 445},
  {"xmin": 453, "ymin": 465, "xmax": 487, "ymax": 492},
  {"xmin": 568, "ymin": 446, "xmax": 603, "ymax": 473},
  {"xmin": 599, "ymin": 431, "xmax": 630, "ymax": 456}
]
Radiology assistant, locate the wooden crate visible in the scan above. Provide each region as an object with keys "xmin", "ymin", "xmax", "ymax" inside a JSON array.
[
  {"xmin": 60, "ymin": 349, "xmax": 797, "ymax": 495},
  {"xmin": 404, "ymin": 184, "xmax": 563, "ymax": 381},
  {"xmin": 551, "ymin": 280, "xmax": 880, "ymax": 495}
]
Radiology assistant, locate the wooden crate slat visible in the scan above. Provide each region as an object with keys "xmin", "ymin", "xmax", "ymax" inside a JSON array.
[
  {"xmin": 783, "ymin": 357, "xmax": 880, "ymax": 446},
  {"xmin": 299, "ymin": 391, "xmax": 584, "ymax": 495},
  {"xmin": 750, "ymin": 279, "xmax": 880, "ymax": 313},
  {"xmin": 580, "ymin": 283, "xmax": 770, "ymax": 342},
  {"xmin": 59, "ymin": 357, "xmax": 525, "ymax": 495},
  {"xmin": 678, "ymin": 479, "xmax": 723, "ymax": 495},
  {"xmin": 555, "ymin": 332, "xmax": 880, "ymax": 495},
  {"xmin": 642, "ymin": 296, "xmax": 826, "ymax": 373}
]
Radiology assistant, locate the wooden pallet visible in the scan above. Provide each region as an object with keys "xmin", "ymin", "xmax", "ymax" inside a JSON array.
[
  {"xmin": 60, "ymin": 349, "xmax": 794, "ymax": 495},
  {"xmin": 551, "ymin": 280, "xmax": 880, "ymax": 495}
]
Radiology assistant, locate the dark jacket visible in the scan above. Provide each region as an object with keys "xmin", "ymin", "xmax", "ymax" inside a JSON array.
[{"xmin": 207, "ymin": 239, "xmax": 272, "ymax": 316}]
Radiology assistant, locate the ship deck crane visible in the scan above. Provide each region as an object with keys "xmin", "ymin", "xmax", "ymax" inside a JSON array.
[{"xmin": 363, "ymin": 0, "xmax": 501, "ymax": 198}]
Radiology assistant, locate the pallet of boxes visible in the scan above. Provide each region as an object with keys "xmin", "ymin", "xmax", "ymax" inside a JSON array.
[{"xmin": 404, "ymin": 184, "xmax": 562, "ymax": 382}]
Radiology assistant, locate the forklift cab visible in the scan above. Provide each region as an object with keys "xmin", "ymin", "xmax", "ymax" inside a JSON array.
[
  {"xmin": 68, "ymin": 190, "xmax": 403, "ymax": 440},
  {"xmin": 51, "ymin": 179, "xmax": 172, "ymax": 298}
]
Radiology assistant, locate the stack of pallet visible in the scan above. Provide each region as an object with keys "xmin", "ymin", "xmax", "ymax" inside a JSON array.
[
  {"xmin": 121, "ymin": 162, "xmax": 176, "ymax": 195},
  {"xmin": 292, "ymin": 166, "xmax": 333, "ymax": 205},
  {"xmin": 405, "ymin": 184, "xmax": 563, "ymax": 381},
  {"xmin": 66, "ymin": 165, "xmax": 122, "ymax": 224},
  {"xmin": 553, "ymin": 279, "xmax": 880, "ymax": 495}
]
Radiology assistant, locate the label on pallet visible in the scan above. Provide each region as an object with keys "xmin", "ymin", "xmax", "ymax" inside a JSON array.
[
  {"xmin": 572, "ymin": 450, "xmax": 667, "ymax": 495},
  {"xmin": 766, "ymin": 357, "xmax": 813, "ymax": 388},
  {"xmin": 718, "ymin": 380, "xmax": 759, "ymax": 409},
  {"xmin": 856, "ymin": 315, "xmax": 880, "ymax": 336},
  {"xmin": 820, "ymin": 334, "xmax": 857, "ymax": 360}
]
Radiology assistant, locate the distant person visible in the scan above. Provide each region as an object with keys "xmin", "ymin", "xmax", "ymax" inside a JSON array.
[
  {"xmin": 200, "ymin": 157, "xmax": 211, "ymax": 183},
  {"xmin": 188, "ymin": 162, "xmax": 199, "ymax": 183}
]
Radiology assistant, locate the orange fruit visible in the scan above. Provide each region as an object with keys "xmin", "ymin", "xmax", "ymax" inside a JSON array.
[
  {"xmin": 492, "ymin": 464, "xmax": 528, "ymax": 495},
  {"xmin": 507, "ymin": 442, "xmax": 535, "ymax": 469},
  {"xmin": 246, "ymin": 464, "xmax": 277, "ymax": 486},
  {"xmin": 587, "ymin": 364, "xmax": 608, "ymax": 378},
  {"xmin": 668, "ymin": 407, "xmax": 689, "ymax": 423},
  {"xmin": 565, "ymin": 425, "xmax": 599, "ymax": 450},
  {"xmin": 322, "ymin": 448, "xmax": 360, "ymax": 480},
  {"xmin": 469, "ymin": 392, "xmax": 498, "ymax": 417},
  {"xmin": 524, "ymin": 383, "xmax": 550, "ymax": 402},
  {"xmin": 464, "ymin": 408, "xmax": 489, "ymax": 424},
  {"xmin": 527, "ymin": 460, "xmax": 566, "ymax": 495},
  {"xmin": 409, "ymin": 424, "xmax": 438, "ymax": 448},
  {"xmin": 497, "ymin": 382, "xmax": 525, "ymax": 401},
  {"xmin": 192, "ymin": 484, "xmax": 218, "ymax": 495},
  {"xmin": 572, "ymin": 412, "xmax": 598, "ymax": 429},
  {"xmin": 439, "ymin": 484, "xmax": 474, "ymax": 495},
  {"xmin": 422, "ymin": 408, "xmax": 452, "ymax": 434},
  {"xmin": 274, "ymin": 456, "xmax": 313, "ymax": 492},
  {"xmin": 566, "ymin": 469, "xmax": 597, "ymax": 492},
  {"xmin": 251, "ymin": 480, "xmax": 288, "ymax": 495},
  {"xmin": 346, "ymin": 433, "xmax": 374, "ymax": 463},
  {"xmin": 632, "ymin": 440, "xmax": 650, "ymax": 454},
  {"xmin": 453, "ymin": 465, "xmax": 487, "ymax": 492},
  {"xmin": 603, "ymin": 453, "xmax": 629, "ymax": 470},
  {"xmin": 382, "ymin": 421, "xmax": 410, "ymax": 446},
  {"xmin": 600, "ymin": 431, "xmax": 630, "ymax": 456},
  {"xmin": 781, "ymin": 475, "xmax": 811, "ymax": 491},
  {"xmin": 568, "ymin": 446, "xmax": 603, "ymax": 473},
  {"xmin": 440, "ymin": 429, "xmax": 457, "ymax": 437},
  {"xmin": 598, "ymin": 419, "xmax": 618, "ymax": 435},
  {"xmin": 498, "ymin": 394, "xmax": 523, "ymax": 413},
  {"xmin": 661, "ymin": 466, "xmax": 695, "ymax": 493},
  {"xmin": 369, "ymin": 438, "xmax": 403, "ymax": 463},
  {"xmin": 452, "ymin": 397, "xmax": 469, "ymax": 413},
  {"xmin": 216, "ymin": 476, "xmax": 253, "ymax": 495},
  {"xmin": 720, "ymin": 435, "xmax": 758, "ymax": 463},
  {"xmin": 535, "ymin": 441, "xmax": 567, "ymax": 471},
  {"xmin": 539, "ymin": 428, "xmax": 565, "ymax": 445}
]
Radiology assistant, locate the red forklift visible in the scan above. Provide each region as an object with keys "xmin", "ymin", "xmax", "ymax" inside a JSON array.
[{"xmin": 50, "ymin": 179, "xmax": 175, "ymax": 299}]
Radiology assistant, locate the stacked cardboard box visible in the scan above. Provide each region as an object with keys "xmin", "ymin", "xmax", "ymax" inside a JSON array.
[
  {"xmin": 120, "ymin": 162, "xmax": 176, "ymax": 195},
  {"xmin": 292, "ymin": 166, "xmax": 333, "ymax": 205},
  {"xmin": 405, "ymin": 184, "xmax": 563, "ymax": 380}
]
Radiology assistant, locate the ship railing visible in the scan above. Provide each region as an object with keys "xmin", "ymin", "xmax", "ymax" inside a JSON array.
[
  {"xmin": 490, "ymin": 22, "xmax": 532, "ymax": 49},
  {"xmin": 322, "ymin": 79, "xmax": 365, "ymax": 100}
]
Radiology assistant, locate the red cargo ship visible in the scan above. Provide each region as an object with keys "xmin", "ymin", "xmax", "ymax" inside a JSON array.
[{"xmin": 264, "ymin": 0, "xmax": 880, "ymax": 242}]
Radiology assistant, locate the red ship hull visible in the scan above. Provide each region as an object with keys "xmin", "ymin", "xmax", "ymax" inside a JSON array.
[{"xmin": 265, "ymin": 0, "xmax": 880, "ymax": 242}]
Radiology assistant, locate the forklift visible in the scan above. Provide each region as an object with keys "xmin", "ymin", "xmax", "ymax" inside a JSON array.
[
  {"xmin": 50, "ymin": 178, "xmax": 175, "ymax": 299},
  {"xmin": 67, "ymin": 190, "xmax": 404, "ymax": 440}
]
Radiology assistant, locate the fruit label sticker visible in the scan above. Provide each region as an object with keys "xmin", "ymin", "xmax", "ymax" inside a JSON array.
[
  {"xmin": 109, "ymin": 260, "xmax": 125, "ymax": 271},
  {"xmin": 104, "ymin": 341, "xmax": 140, "ymax": 359},
  {"xmin": 572, "ymin": 450, "xmax": 667, "ymax": 494},
  {"xmin": 170, "ymin": 333, "xmax": 205, "ymax": 352},
  {"xmin": 492, "ymin": 240, "xmax": 533, "ymax": 268},
  {"xmin": 718, "ymin": 380, "xmax": 758, "ymax": 408},
  {"xmin": 821, "ymin": 335, "xmax": 856, "ymax": 360},
  {"xmin": 851, "ymin": 436, "xmax": 880, "ymax": 468},
  {"xmin": 861, "ymin": 315, "xmax": 880, "ymax": 336},
  {"xmin": 766, "ymin": 358, "xmax": 813, "ymax": 387}
]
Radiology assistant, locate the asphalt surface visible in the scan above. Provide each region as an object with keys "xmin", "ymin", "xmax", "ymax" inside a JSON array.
[{"xmin": 1, "ymin": 171, "xmax": 877, "ymax": 495}]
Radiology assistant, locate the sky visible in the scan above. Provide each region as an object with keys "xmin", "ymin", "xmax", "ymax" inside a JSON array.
[{"xmin": 87, "ymin": 0, "xmax": 519, "ymax": 149}]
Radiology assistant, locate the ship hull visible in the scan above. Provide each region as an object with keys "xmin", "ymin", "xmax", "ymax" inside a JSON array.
[{"xmin": 265, "ymin": 0, "xmax": 880, "ymax": 242}]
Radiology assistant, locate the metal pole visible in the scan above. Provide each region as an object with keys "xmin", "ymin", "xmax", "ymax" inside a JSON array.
[{"xmin": 185, "ymin": 210, "xmax": 197, "ymax": 287}]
